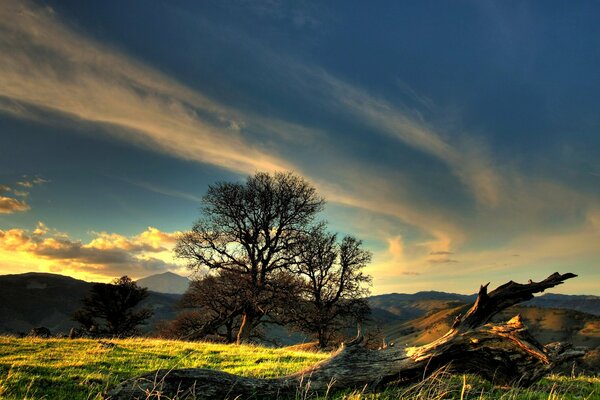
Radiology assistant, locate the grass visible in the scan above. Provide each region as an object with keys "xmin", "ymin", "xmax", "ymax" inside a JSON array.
[
  {"xmin": 0, "ymin": 336, "xmax": 597, "ymax": 399},
  {"xmin": 0, "ymin": 336, "xmax": 327, "ymax": 399}
]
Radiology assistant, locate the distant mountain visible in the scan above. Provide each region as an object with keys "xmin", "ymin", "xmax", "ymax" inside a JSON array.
[
  {"xmin": 523, "ymin": 293, "xmax": 600, "ymax": 316},
  {"xmin": 137, "ymin": 271, "xmax": 191, "ymax": 294},
  {"xmin": 368, "ymin": 292, "xmax": 476, "ymax": 323},
  {"xmin": 1, "ymin": 272, "xmax": 598, "ymax": 353},
  {"xmin": 0, "ymin": 272, "xmax": 180, "ymax": 335},
  {"xmin": 369, "ymin": 291, "xmax": 600, "ymax": 323}
]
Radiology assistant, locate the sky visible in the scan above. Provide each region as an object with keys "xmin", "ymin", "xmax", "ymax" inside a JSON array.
[{"xmin": 0, "ymin": 0, "xmax": 599, "ymax": 295}]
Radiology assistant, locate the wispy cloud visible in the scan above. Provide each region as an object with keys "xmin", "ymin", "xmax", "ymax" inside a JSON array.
[
  {"xmin": 120, "ymin": 179, "xmax": 203, "ymax": 203},
  {"xmin": 1, "ymin": 1, "xmax": 598, "ymax": 294},
  {"xmin": 430, "ymin": 251, "xmax": 454, "ymax": 255},
  {"xmin": 17, "ymin": 176, "xmax": 48, "ymax": 188},
  {"xmin": 0, "ymin": 0, "xmax": 462, "ymax": 254},
  {"xmin": 0, "ymin": 1, "xmax": 293, "ymax": 175},
  {"xmin": 291, "ymin": 66, "xmax": 503, "ymax": 207},
  {"xmin": 429, "ymin": 258, "xmax": 459, "ymax": 264}
]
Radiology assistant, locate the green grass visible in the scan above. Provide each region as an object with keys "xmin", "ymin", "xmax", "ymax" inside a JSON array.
[
  {"xmin": 0, "ymin": 336, "xmax": 597, "ymax": 399},
  {"xmin": 0, "ymin": 336, "xmax": 327, "ymax": 399}
]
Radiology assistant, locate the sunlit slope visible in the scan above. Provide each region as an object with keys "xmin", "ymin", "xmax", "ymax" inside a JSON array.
[
  {"xmin": 383, "ymin": 304, "xmax": 600, "ymax": 348},
  {"xmin": 0, "ymin": 337, "xmax": 328, "ymax": 399}
]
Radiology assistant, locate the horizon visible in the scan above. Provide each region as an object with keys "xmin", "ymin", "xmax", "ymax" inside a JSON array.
[
  {"xmin": 4, "ymin": 270, "xmax": 598, "ymax": 298},
  {"xmin": 1, "ymin": 1, "xmax": 600, "ymax": 295}
]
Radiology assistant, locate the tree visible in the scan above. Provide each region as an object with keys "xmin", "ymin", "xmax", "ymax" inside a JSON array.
[
  {"xmin": 289, "ymin": 225, "xmax": 372, "ymax": 348},
  {"xmin": 108, "ymin": 273, "xmax": 585, "ymax": 399},
  {"xmin": 160, "ymin": 270, "xmax": 300, "ymax": 343},
  {"xmin": 73, "ymin": 276, "xmax": 152, "ymax": 336},
  {"xmin": 175, "ymin": 171, "xmax": 324, "ymax": 344},
  {"xmin": 159, "ymin": 271, "xmax": 248, "ymax": 343}
]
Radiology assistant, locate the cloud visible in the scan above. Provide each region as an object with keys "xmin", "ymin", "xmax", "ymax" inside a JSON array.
[
  {"xmin": 86, "ymin": 227, "xmax": 179, "ymax": 252},
  {"xmin": 121, "ymin": 179, "xmax": 203, "ymax": 203},
  {"xmin": 429, "ymin": 258, "xmax": 459, "ymax": 264},
  {"xmin": 0, "ymin": 1, "xmax": 465, "ymax": 258},
  {"xmin": 0, "ymin": 224, "xmax": 182, "ymax": 280},
  {"xmin": 296, "ymin": 67, "xmax": 503, "ymax": 207},
  {"xmin": 1, "ymin": 1, "xmax": 598, "ymax": 295},
  {"xmin": 17, "ymin": 176, "xmax": 49, "ymax": 188},
  {"xmin": 32, "ymin": 222, "xmax": 48, "ymax": 236},
  {"xmin": 0, "ymin": 177, "xmax": 47, "ymax": 213},
  {"xmin": 0, "ymin": 196, "xmax": 30, "ymax": 214},
  {"xmin": 386, "ymin": 236, "xmax": 404, "ymax": 259},
  {"xmin": 0, "ymin": 1, "xmax": 294, "ymax": 175}
]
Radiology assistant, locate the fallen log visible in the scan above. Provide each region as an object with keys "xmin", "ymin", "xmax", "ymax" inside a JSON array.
[{"xmin": 106, "ymin": 272, "xmax": 585, "ymax": 399}]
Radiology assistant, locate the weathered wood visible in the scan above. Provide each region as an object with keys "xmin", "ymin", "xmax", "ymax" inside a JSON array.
[
  {"xmin": 106, "ymin": 272, "xmax": 584, "ymax": 399},
  {"xmin": 457, "ymin": 272, "xmax": 577, "ymax": 331}
]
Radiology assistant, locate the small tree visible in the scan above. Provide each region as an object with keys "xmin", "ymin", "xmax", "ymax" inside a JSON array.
[
  {"xmin": 289, "ymin": 225, "xmax": 372, "ymax": 348},
  {"xmin": 160, "ymin": 271, "xmax": 247, "ymax": 343},
  {"xmin": 161, "ymin": 269, "xmax": 303, "ymax": 343},
  {"xmin": 175, "ymin": 172, "xmax": 324, "ymax": 344},
  {"xmin": 73, "ymin": 276, "xmax": 152, "ymax": 336}
]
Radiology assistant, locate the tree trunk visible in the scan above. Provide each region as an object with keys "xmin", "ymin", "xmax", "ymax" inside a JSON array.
[
  {"xmin": 236, "ymin": 313, "xmax": 248, "ymax": 345},
  {"xmin": 106, "ymin": 272, "xmax": 585, "ymax": 399},
  {"xmin": 236, "ymin": 311, "xmax": 255, "ymax": 345},
  {"xmin": 317, "ymin": 328, "xmax": 327, "ymax": 349}
]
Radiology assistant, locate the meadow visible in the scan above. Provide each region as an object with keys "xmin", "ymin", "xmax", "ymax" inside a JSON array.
[{"xmin": 0, "ymin": 336, "xmax": 597, "ymax": 399}]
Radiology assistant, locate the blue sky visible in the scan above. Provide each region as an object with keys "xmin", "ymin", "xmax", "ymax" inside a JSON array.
[{"xmin": 1, "ymin": 0, "xmax": 599, "ymax": 294}]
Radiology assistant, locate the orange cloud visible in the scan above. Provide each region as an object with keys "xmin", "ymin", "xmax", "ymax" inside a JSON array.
[
  {"xmin": 86, "ymin": 227, "xmax": 179, "ymax": 252},
  {"xmin": 0, "ymin": 196, "xmax": 30, "ymax": 214},
  {"xmin": 0, "ymin": 224, "xmax": 183, "ymax": 281}
]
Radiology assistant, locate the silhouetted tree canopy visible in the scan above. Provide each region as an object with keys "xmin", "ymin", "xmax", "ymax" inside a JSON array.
[
  {"xmin": 73, "ymin": 276, "xmax": 152, "ymax": 336},
  {"xmin": 287, "ymin": 224, "xmax": 372, "ymax": 348},
  {"xmin": 159, "ymin": 270, "xmax": 300, "ymax": 343},
  {"xmin": 159, "ymin": 271, "xmax": 247, "ymax": 343},
  {"xmin": 175, "ymin": 171, "xmax": 324, "ymax": 343}
]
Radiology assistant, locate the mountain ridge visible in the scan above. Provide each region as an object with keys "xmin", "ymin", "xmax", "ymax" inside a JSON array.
[
  {"xmin": 1, "ymin": 272, "xmax": 598, "ymax": 349},
  {"xmin": 136, "ymin": 271, "xmax": 191, "ymax": 294}
]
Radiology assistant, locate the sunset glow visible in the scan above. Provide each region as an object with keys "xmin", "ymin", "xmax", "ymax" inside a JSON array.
[{"xmin": 1, "ymin": 1, "xmax": 599, "ymax": 294}]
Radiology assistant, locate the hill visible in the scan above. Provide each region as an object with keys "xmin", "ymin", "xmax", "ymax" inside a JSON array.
[
  {"xmin": 369, "ymin": 292, "xmax": 469, "ymax": 323},
  {"xmin": 1, "ymin": 272, "xmax": 598, "ymax": 351},
  {"xmin": 369, "ymin": 291, "xmax": 600, "ymax": 324},
  {"xmin": 0, "ymin": 336, "xmax": 597, "ymax": 399},
  {"xmin": 370, "ymin": 291, "xmax": 600, "ymax": 368},
  {"xmin": 524, "ymin": 293, "xmax": 600, "ymax": 316},
  {"xmin": 0, "ymin": 273, "xmax": 179, "ymax": 335},
  {"xmin": 381, "ymin": 302, "xmax": 600, "ymax": 349},
  {"xmin": 136, "ymin": 271, "xmax": 191, "ymax": 294}
]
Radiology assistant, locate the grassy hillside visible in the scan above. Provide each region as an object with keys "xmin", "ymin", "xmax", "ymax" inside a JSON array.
[
  {"xmin": 383, "ymin": 305, "xmax": 600, "ymax": 349},
  {"xmin": 0, "ymin": 337, "xmax": 327, "ymax": 399},
  {"xmin": 0, "ymin": 337, "xmax": 598, "ymax": 399}
]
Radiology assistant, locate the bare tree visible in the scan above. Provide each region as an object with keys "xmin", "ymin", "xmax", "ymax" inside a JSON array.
[
  {"xmin": 288, "ymin": 225, "xmax": 372, "ymax": 348},
  {"xmin": 158, "ymin": 272, "xmax": 244, "ymax": 342},
  {"xmin": 73, "ymin": 276, "xmax": 152, "ymax": 337},
  {"xmin": 175, "ymin": 172, "xmax": 324, "ymax": 344}
]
